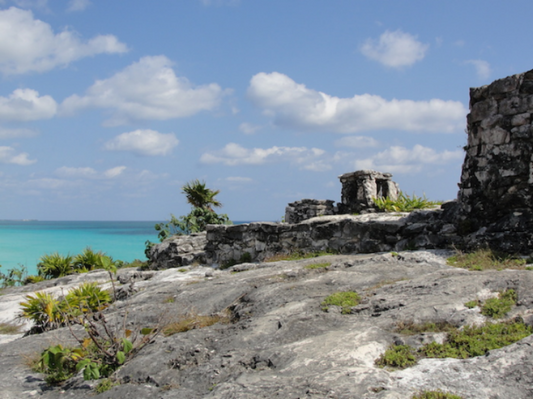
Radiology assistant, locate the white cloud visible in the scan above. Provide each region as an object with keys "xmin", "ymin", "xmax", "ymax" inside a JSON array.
[
  {"xmin": 0, "ymin": 127, "xmax": 37, "ymax": 139},
  {"xmin": 55, "ymin": 165, "xmax": 126, "ymax": 179},
  {"xmin": 55, "ymin": 166, "xmax": 97, "ymax": 178},
  {"xmin": 0, "ymin": 146, "xmax": 36, "ymax": 165},
  {"xmin": 61, "ymin": 56, "xmax": 226, "ymax": 125},
  {"xmin": 239, "ymin": 122, "xmax": 262, "ymax": 135},
  {"xmin": 334, "ymin": 136, "xmax": 379, "ymax": 148},
  {"xmin": 354, "ymin": 144, "xmax": 463, "ymax": 174},
  {"xmin": 200, "ymin": 142, "xmax": 328, "ymax": 170},
  {"xmin": 104, "ymin": 129, "xmax": 179, "ymax": 156},
  {"xmin": 0, "ymin": 89, "xmax": 57, "ymax": 121},
  {"xmin": 466, "ymin": 59, "xmax": 491, "ymax": 79},
  {"xmin": 360, "ymin": 30, "xmax": 428, "ymax": 68},
  {"xmin": 66, "ymin": 0, "xmax": 91, "ymax": 12},
  {"xmin": 248, "ymin": 72, "xmax": 466, "ymax": 133},
  {"xmin": 0, "ymin": 7, "xmax": 128, "ymax": 74},
  {"xmin": 104, "ymin": 166, "xmax": 126, "ymax": 178}
]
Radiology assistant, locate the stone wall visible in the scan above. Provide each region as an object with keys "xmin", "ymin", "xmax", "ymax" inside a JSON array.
[
  {"xmin": 458, "ymin": 69, "xmax": 533, "ymax": 252},
  {"xmin": 285, "ymin": 199, "xmax": 336, "ymax": 224}
]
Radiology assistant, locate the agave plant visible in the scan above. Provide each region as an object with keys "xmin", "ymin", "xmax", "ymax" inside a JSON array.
[
  {"xmin": 37, "ymin": 252, "xmax": 74, "ymax": 279},
  {"xmin": 65, "ymin": 282, "xmax": 112, "ymax": 315},
  {"xmin": 19, "ymin": 291, "xmax": 65, "ymax": 331},
  {"xmin": 73, "ymin": 247, "xmax": 105, "ymax": 273}
]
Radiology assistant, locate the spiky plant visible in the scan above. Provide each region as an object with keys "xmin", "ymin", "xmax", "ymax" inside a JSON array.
[
  {"xmin": 73, "ymin": 247, "xmax": 105, "ymax": 273},
  {"xmin": 19, "ymin": 291, "xmax": 65, "ymax": 331},
  {"xmin": 37, "ymin": 252, "xmax": 74, "ymax": 279}
]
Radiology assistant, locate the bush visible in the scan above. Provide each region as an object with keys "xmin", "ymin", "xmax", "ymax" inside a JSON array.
[
  {"xmin": 65, "ymin": 282, "xmax": 112, "ymax": 315},
  {"xmin": 447, "ymin": 249, "xmax": 526, "ymax": 271},
  {"xmin": 375, "ymin": 344, "xmax": 417, "ymax": 368},
  {"xmin": 373, "ymin": 192, "xmax": 441, "ymax": 213},
  {"xmin": 35, "ymin": 344, "xmax": 85, "ymax": 384},
  {"xmin": 19, "ymin": 291, "xmax": 65, "ymax": 331},
  {"xmin": 480, "ymin": 289, "xmax": 517, "ymax": 319},
  {"xmin": 37, "ymin": 252, "xmax": 74, "ymax": 279},
  {"xmin": 72, "ymin": 247, "xmax": 105, "ymax": 273},
  {"xmin": 0, "ymin": 264, "xmax": 28, "ymax": 288},
  {"xmin": 321, "ymin": 291, "xmax": 360, "ymax": 314}
]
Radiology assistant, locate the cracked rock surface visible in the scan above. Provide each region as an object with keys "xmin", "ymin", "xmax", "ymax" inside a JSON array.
[{"xmin": 1, "ymin": 250, "xmax": 533, "ymax": 398}]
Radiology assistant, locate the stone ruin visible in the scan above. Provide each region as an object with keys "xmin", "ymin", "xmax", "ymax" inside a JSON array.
[
  {"xmin": 338, "ymin": 170, "xmax": 400, "ymax": 214},
  {"xmin": 284, "ymin": 170, "xmax": 400, "ymax": 224},
  {"xmin": 458, "ymin": 69, "xmax": 533, "ymax": 252},
  {"xmin": 149, "ymin": 68, "xmax": 533, "ymax": 268}
]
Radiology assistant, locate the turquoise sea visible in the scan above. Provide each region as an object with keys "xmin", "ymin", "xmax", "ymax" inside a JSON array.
[{"xmin": 0, "ymin": 220, "xmax": 161, "ymax": 276}]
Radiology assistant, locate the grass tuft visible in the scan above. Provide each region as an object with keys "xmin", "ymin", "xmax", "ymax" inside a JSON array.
[
  {"xmin": 375, "ymin": 344, "xmax": 417, "ymax": 368},
  {"xmin": 447, "ymin": 249, "xmax": 526, "ymax": 271},
  {"xmin": 163, "ymin": 312, "xmax": 230, "ymax": 336},
  {"xmin": 265, "ymin": 250, "xmax": 336, "ymax": 263},
  {"xmin": 321, "ymin": 291, "xmax": 360, "ymax": 314},
  {"xmin": 304, "ymin": 262, "xmax": 331, "ymax": 270},
  {"xmin": 480, "ymin": 289, "xmax": 516, "ymax": 319},
  {"xmin": 0, "ymin": 321, "xmax": 23, "ymax": 334}
]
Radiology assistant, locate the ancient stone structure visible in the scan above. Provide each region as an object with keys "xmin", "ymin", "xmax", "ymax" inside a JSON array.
[
  {"xmin": 284, "ymin": 199, "xmax": 336, "ymax": 224},
  {"xmin": 458, "ymin": 69, "xmax": 533, "ymax": 252},
  {"xmin": 338, "ymin": 170, "xmax": 400, "ymax": 214},
  {"xmin": 149, "ymin": 232, "xmax": 207, "ymax": 268}
]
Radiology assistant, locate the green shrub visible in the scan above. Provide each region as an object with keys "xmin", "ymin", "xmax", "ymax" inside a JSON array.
[
  {"xmin": 35, "ymin": 344, "xmax": 84, "ymax": 384},
  {"xmin": 481, "ymin": 289, "xmax": 516, "ymax": 319},
  {"xmin": 373, "ymin": 192, "xmax": 441, "ymax": 213},
  {"xmin": 375, "ymin": 344, "xmax": 417, "ymax": 368},
  {"xmin": 72, "ymin": 247, "xmax": 105, "ymax": 273},
  {"xmin": 321, "ymin": 291, "xmax": 360, "ymax": 314},
  {"xmin": 65, "ymin": 282, "xmax": 112, "ymax": 315},
  {"xmin": 19, "ymin": 291, "xmax": 65, "ymax": 331},
  {"xmin": 0, "ymin": 264, "xmax": 28, "ymax": 287},
  {"xmin": 464, "ymin": 300, "xmax": 479, "ymax": 309},
  {"xmin": 37, "ymin": 252, "xmax": 74, "ymax": 279},
  {"xmin": 94, "ymin": 378, "xmax": 119, "ymax": 394},
  {"xmin": 419, "ymin": 320, "xmax": 531, "ymax": 359}
]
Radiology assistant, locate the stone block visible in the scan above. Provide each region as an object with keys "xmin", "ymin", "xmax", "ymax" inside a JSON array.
[{"xmin": 470, "ymin": 99, "xmax": 498, "ymax": 122}]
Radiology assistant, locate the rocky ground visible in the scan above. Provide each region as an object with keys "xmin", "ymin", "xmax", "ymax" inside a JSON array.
[{"xmin": 1, "ymin": 250, "xmax": 533, "ymax": 398}]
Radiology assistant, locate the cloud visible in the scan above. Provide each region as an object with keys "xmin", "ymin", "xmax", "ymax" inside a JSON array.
[
  {"xmin": 248, "ymin": 72, "xmax": 466, "ymax": 133},
  {"xmin": 0, "ymin": 7, "xmax": 128, "ymax": 74},
  {"xmin": 354, "ymin": 144, "xmax": 463, "ymax": 174},
  {"xmin": 0, "ymin": 89, "xmax": 57, "ymax": 121},
  {"xmin": 0, "ymin": 127, "xmax": 37, "ymax": 139},
  {"xmin": 334, "ymin": 136, "xmax": 379, "ymax": 148},
  {"xmin": 66, "ymin": 0, "xmax": 91, "ymax": 12},
  {"xmin": 0, "ymin": 146, "xmax": 36, "ymax": 165},
  {"xmin": 55, "ymin": 165, "xmax": 126, "ymax": 179},
  {"xmin": 104, "ymin": 166, "xmax": 126, "ymax": 178},
  {"xmin": 200, "ymin": 142, "xmax": 329, "ymax": 170},
  {"xmin": 239, "ymin": 122, "xmax": 263, "ymax": 135},
  {"xmin": 465, "ymin": 59, "xmax": 491, "ymax": 79},
  {"xmin": 360, "ymin": 30, "xmax": 428, "ymax": 68},
  {"xmin": 61, "ymin": 56, "xmax": 226, "ymax": 125},
  {"xmin": 104, "ymin": 129, "xmax": 179, "ymax": 156}
]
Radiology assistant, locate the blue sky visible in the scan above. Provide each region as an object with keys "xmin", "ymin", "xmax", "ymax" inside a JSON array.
[{"xmin": 1, "ymin": 0, "xmax": 532, "ymax": 222}]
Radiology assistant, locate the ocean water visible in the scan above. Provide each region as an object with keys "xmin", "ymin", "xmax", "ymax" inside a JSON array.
[{"xmin": 0, "ymin": 220, "xmax": 161, "ymax": 276}]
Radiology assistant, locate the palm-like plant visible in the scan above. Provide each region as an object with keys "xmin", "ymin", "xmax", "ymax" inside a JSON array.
[
  {"xmin": 19, "ymin": 291, "xmax": 65, "ymax": 330},
  {"xmin": 181, "ymin": 179, "xmax": 222, "ymax": 210},
  {"xmin": 37, "ymin": 253, "xmax": 74, "ymax": 279},
  {"xmin": 73, "ymin": 247, "xmax": 105, "ymax": 273}
]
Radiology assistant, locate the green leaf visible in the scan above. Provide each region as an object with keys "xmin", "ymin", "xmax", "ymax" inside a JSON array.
[
  {"xmin": 116, "ymin": 351, "xmax": 126, "ymax": 365},
  {"xmin": 122, "ymin": 338, "xmax": 133, "ymax": 354}
]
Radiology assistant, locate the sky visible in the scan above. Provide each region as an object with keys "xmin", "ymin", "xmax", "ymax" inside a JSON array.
[{"xmin": 1, "ymin": 0, "xmax": 533, "ymax": 222}]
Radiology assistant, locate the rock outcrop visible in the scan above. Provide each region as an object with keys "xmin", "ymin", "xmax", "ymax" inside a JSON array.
[{"xmin": 2, "ymin": 251, "xmax": 533, "ymax": 398}]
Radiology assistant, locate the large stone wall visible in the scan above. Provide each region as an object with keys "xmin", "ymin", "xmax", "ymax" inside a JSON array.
[{"xmin": 458, "ymin": 69, "xmax": 533, "ymax": 252}]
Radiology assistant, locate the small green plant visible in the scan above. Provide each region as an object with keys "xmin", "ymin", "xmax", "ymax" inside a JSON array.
[
  {"xmin": 64, "ymin": 282, "xmax": 112, "ymax": 315},
  {"xmin": 19, "ymin": 291, "xmax": 65, "ymax": 331},
  {"xmin": 419, "ymin": 320, "xmax": 531, "ymax": 359},
  {"xmin": 37, "ymin": 252, "xmax": 74, "ymax": 279},
  {"xmin": 481, "ymin": 289, "xmax": 516, "ymax": 319},
  {"xmin": 72, "ymin": 247, "xmax": 105, "ymax": 273},
  {"xmin": 94, "ymin": 378, "xmax": 119, "ymax": 394},
  {"xmin": 321, "ymin": 291, "xmax": 360, "ymax": 314},
  {"xmin": 412, "ymin": 390, "xmax": 463, "ymax": 399},
  {"xmin": 447, "ymin": 249, "xmax": 526, "ymax": 271},
  {"xmin": 304, "ymin": 262, "xmax": 331, "ymax": 269},
  {"xmin": 35, "ymin": 344, "xmax": 85, "ymax": 384},
  {"xmin": 375, "ymin": 344, "xmax": 417, "ymax": 368},
  {"xmin": 0, "ymin": 264, "xmax": 28, "ymax": 288},
  {"xmin": 373, "ymin": 191, "xmax": 441, "ymax": 213},
  {"xmin": 464, "ymin": 300, "xmax": 479, "ymax": 309}
]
